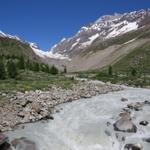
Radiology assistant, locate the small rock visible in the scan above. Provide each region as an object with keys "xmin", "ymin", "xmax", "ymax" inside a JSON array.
[
  {"xmin": 144, "ymin": 100, "xmax": 150, "ymax": 105},
  {"xmin": 122, "ymin": 136, "xmax": 125, "ymax": 141},
  {"xmin": 106, "ymin": 122, "xmax": 111, "ymax": 126},
  {"xmin": 121, "ymin": 98, "xmax": 128, "ymax": 102},
  {"xmin": 55, "ymin": 110, "xmax": 60, "ymax": 113},
  {"xmin": 124, "ymin": 143, "xmax": 143, "ymax": 150},
  {"xmin": 17, "ymin": 111, "xmax": 26, "ymax": 118},
  {"xmin": 32, "ymin": 102, "xmax": 41, "ymax": 114},
  {"xmin": 2, "ymin": 93, "xmax": 6, "ymax": 97},
  {"xmin": 11, "ymin": 137, "xmax": 37, "ymax": 150},
  {"xmin": 143, "ymin": 138, "xmax": 150, "ymax": 143},
  {"xmin": 43, "ymin": 115, "xmax": 54, "ymax": 120},
  {"xmin": 21, "ymin": 125, "xmax": 25, "ymax": 129},
  {"xmin": 105, "ymin": 130, "xmax": 111, "ymax": 136},
  {"xmin": 139, "ymin": 121, "xmax": 149, "ymax": 126},
  {"xmin": 21, "ymin": 100, "xmax": 32, "ymax": 107},
  {"xmin": 121, "ymin": 108, "xmax": 131, "ymax": 114},
  {"xmin": 127, "ymin": 103, "xmax": 143, "ymax": 111}
]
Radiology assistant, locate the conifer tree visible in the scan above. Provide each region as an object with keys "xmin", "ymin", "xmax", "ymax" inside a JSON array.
[
  {"xmin": 7, "ymin": 60, "xmax": 18, "ymax": 78},
  {"xmin": 50, "ymin": 65, "xmax": 58, "ymax": 75},
  {"xmin": 44, "ymin": 64, "xmax": 50, "ymax": 73},
  {"xmin": 131, "ymin": 67, "xmax": 137, "ymax": 76},
  {"xmin": 108, "ymin": 65, "xmax": 113, "ymax": 76},
  {"xmin": 17, "ymin": 56, "xmax": 25, "ymax": 70},
  {"xmin": 26, "ymin": 59, "xmax": 31, "ymax": 71},
  {"xmin": 64, "ymin": 66, "xmax": 67, "ymax": 74},
  {"xmin": 0, "ymin": 59, "xmax": 6, "ymax": 80},
  {"xmin": 33, "ymin": 62, "xmax": 40, "ymax": 72}
]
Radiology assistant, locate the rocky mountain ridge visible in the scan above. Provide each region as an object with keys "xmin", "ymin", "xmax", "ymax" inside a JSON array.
[
  {"xmin": 1, "ymin": 8, "xmax": 150, "ymax": 72},
  {"xmin": 50, "ymin": 9, "xmax": 150, "ymax": 57},
  {"xmin": 0, "ymin": 31, "xmax": 69, "ymax": 60}
]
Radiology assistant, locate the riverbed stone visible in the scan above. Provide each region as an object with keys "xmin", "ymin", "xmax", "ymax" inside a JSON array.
[
  {"xmin": 11, "ymin": 137, "xmax": 37, "ymax": 150},
  {"xmin": 121, "ymin": 98, "xmax": 128, "ymax": 102},
  {"xmin": 31, "ymin": 102, "xmax": 42, "ymax": 114},
  {"xmin": 0, "ymin": 133, "xmax": 9, "ymax": 146},
  {"xmin": 0, "ymin": 142, "xmax": 12, "ymax": 150},
  {"xmin": 124, "ymin": 143, "xmax": 143, "ymax": 150},
  {"xmin": 139, "ymin": 120, "xmax": 149, "ymax": 126},
  {"xmin": 113, "ymin": 113, "xmax": 137, "ymax": 133},
  {"xmin": 127, "ymin": 102, "xmax": 143, "ymax": 111},
  {"xmin": 0, "ymin": 133, "xmax": 11, "ymax": 150},
  {"xmin": 143, "ymin": 138, "xmax": 150, "ymax": 143},
  {"xmin": 144, "ymin": 100, "xmax": 150, "ymax": 105},
  {"xmin": 21, "ymin": 100, "xmax": 32, "ymax": 107}
]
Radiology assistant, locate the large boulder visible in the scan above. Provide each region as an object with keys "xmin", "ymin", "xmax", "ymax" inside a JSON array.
[
  {"xmin": 0, "ymin": 142, "xmax": 11, "ymax": 150},
  {"xmin": 0, "ymin": 133, "xmax": 11, "ymax": 150},
  {"xmin": 113, "ymin": 113, "xmax": 137, "ymax": 133},
  {"xmin": 0, "ymin": 133, "xmax": 9, "ymax": 145},
  {"xmin": 11, "ymin": 137, "xmax": 37, "ymax": 150}
]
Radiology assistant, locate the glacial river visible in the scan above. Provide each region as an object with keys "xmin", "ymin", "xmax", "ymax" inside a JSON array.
[{"xmin": 7, "ymin": 87, "xmax": 150, "ymax": 150}]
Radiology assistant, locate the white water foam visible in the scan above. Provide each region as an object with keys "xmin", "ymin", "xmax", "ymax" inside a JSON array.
[{"xmin": 7, "ymin": 88, "xmax": 150, "ymax": 150}]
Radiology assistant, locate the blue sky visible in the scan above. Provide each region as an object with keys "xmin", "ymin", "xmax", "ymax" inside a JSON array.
[{"xmin": 0, "ymin": 0, "xmax": 150, "ymax": 51}]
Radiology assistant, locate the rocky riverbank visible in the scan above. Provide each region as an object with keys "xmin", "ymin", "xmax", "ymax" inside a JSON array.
[
  {"xmin": 0, "ymin": 80, "xmax": 123, "ymax": 132},
  {"xmin": 4, "ymin": 87, "xmax": 150, "ymax": 150}
]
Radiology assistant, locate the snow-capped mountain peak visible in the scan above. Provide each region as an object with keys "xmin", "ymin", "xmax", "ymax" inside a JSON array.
[
  {"xmin": 0, "ymin": 30, "xmax": 22, "ymax": 41},
  {"xmin": 29, "ymin": 42, "xmax": 70, "ymax": 60},
  {"xmin": 0, "ymin": 31, "xmax": 70, "ymax": 60},
  {"xmin": 50, "ymin": 9, "xmax": 150, "ymax": 57},
  {"xmin": 0, "ymin": 30, "xmax": 7, "ymax": 37}
]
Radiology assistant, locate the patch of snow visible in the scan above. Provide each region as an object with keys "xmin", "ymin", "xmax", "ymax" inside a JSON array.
[
  {"xmin": 0, "ymin": 30, "xmax": 7, "ymax": 37},
  {"xmin": 89, "ymin": 33, "xmax": 99, "ymax": 41},
  {"xmin": 112, "ymin": 20, "xmax": 127, "ymax": 28},
  {"xmin": 81, "ymin": 27, "xmax": 89, "ymax": 30},
  {"xmin": 0, "ymin": 30, "xmax": 22, "ymax": 41},
  {"xmin": 77, "ymin": 27, "xmax": 89, "ymax": 34},
  {"xmin": 71, "ymin": 38, "xmax": 80, "ymax": 49},
  {"xmin": 62, "ymin": 49, "xmax": 67, "ymax": 52},
  {"xmin": 81, "ymin": 33, "xmax": 99, "ymax": 47},
  {"xmin": 30, "ymin": 43, "xmax": 71, "ymax": 60},
  {"xmin": 95, "ymin": 13, "xmax": 122, "ymax": 24},
  {"xmin": 48, "ymin": 51, "xmax": 71, "ymax": 60},
  {"xmin": 30, "ymin": 43, "xmax": 46, "ymax": 58},
  {"xmin": 51, "ymin": 44, "xmax": 57, "ymax": 50},
  {"xmin": 61, "ymin": 38, "xmax": 66, "ymax": 42},
  {"xmin": 106, "ymin": 22, "xmax": 138, "ymax": 39},
  {"xmin": 123, "ymin": 38, "xmax": 136, "ymax": 45}
]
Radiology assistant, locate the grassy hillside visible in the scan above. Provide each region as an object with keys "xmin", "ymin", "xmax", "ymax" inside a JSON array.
[
  {"xmin": 76, "ymin": 41, "xmax": 150, "ymax": 87},
  {"xmin": 0, "ymin": 37, "xmax": 40, "ymax": 61},
  {"xmin": 0, "ymin": 37, "xmax": 73, "ymax": 93},
  {"xmin": 113, "ymin": 42, "xmax": 150, "ymax": 73},
  {"xmin": 95, "ymin": 41, "xmax": 150, "ymax": 86}
]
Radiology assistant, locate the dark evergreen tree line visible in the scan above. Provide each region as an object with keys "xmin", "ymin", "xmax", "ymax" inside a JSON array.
[{"xmin": 0, "ymin": 55, "xmax": 59, "ymax": 80}]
